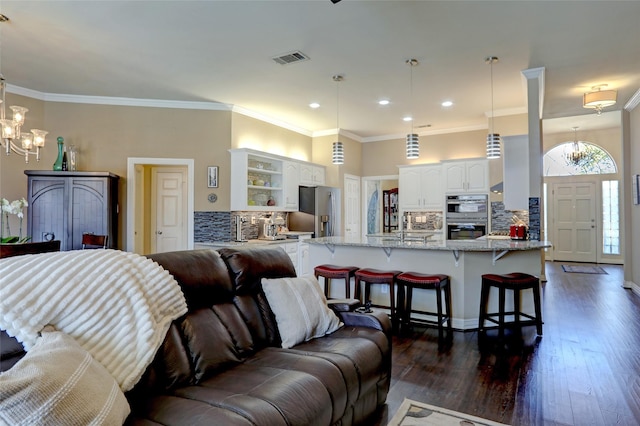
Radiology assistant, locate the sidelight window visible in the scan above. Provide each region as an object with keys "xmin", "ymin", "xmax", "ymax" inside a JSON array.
[{"xmin": 602, "ymin": 180, "xmax": 620, "ymax": 255}]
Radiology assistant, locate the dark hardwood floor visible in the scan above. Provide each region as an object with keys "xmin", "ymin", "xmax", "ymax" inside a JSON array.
[{"xmin": 371, "ymin": 261, "xmax": 640, "ymax": 425}]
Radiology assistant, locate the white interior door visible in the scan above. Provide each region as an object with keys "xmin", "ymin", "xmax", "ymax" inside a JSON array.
[
  {"xmin": 151, "ymin": 167, "xmax": 188, "ymax": 253},
  {"xmin": 552, "ymin": 182, "xmax": 596, "ymax": 262},
  {"xmin": 344, "ymin": 174, "xmax": 361, "ymax": 238}
]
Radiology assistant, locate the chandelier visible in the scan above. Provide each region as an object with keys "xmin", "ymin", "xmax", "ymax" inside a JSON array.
[
  {"xmin": 0, "ymin": 13, "xmax": 48, "ymax": 163},
  {"xmin": 565, "ymin": 127, "xmax": 586, "ymax": 165}
]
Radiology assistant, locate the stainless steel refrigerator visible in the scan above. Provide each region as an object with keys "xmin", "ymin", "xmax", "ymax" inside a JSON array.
[{"xmin": 288, "ymin": 186, "xmax": 341, "ymax": 237}]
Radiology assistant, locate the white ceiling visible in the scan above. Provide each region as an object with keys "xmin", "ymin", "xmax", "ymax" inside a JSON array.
[{"xmin": 1, "ymin": 1, "xmax": 639, "ymax": 140}]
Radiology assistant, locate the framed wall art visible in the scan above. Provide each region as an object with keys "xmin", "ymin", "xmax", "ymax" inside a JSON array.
[{"xmin": 207, "ymin": 166, "xmax": 218, "ymax": 188}]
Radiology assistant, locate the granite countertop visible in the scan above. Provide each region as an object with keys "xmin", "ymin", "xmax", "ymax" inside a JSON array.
[
  {"xmin": 195, "ymin": 239, "xmax": 295, "ymax": 248},
  {"xmin": 308, "ymin": 236, "xmax": 552, "ymax": 252}
]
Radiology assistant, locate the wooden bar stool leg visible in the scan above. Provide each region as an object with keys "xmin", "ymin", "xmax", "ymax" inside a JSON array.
[
  {"xmin": 405, "ymin": 286, "xmax": 413, "ymax": 334},
  {"xmin": 514, "ymin": 287, "xmax": 521, "ymax": 328},
  {"xmin": 397, "ymin": 282, "xmax": 406, "ymax": 333},
  {"xmin": 445, "ymin": 283, "xmax": 453, "ymax": 334},
  {"xmin": 498, "ymin": 286, "xmax": 506, "ymax": 340},
  {"xmin": 436, "ymin": 285, "xmax": 444, "ymax": 345},
  {"xmin": 389, "ymin": 281, "xmax": 396, "ymax": 334},
  {"xmin": 533, "ymin": 283, "xmax": 543, "ymax": 335},
  {"xmin": 479, "ymin": 279, "xmax": 490, "ymax": 334}
]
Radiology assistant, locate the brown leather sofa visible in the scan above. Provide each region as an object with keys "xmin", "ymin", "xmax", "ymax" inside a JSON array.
[
  {"xmin": 1, "ymin": 246, "xmax": 391, "ymax": 425},
  {"xmin": 125, "ymin": 246, "xmax": 392, "ymax": 425}
]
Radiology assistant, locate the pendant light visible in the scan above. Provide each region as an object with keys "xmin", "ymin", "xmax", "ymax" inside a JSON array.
[
  {"xmin": 485, "ymin": 56, "xmax": 501, "ymax": 159},
  {"xmin": 332, "ymin": 75, "xmax": 344, "ymax": 165},
  {"xmin": 406, "ymin": 59, "xmax": 419, "ymax": 159}
]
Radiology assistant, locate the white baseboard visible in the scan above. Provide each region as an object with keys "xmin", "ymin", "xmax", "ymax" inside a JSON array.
[{"xmin": 625, "ymin": 280, "xmax": 639, "ymax": 297}]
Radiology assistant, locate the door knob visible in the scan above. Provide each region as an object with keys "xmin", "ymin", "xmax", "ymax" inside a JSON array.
[{"xmin": 157, "ymin": 231, "xmax": 163, "ymax": 235}]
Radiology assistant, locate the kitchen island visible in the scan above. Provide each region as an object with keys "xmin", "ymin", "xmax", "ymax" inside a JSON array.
[{"xmin": 308, "ymin": 235, "xmax": 551, "ymax": 330}]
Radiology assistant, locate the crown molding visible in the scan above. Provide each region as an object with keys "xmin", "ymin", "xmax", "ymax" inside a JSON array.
[
  {"xmin": 231, "ymin": 105, "xmax": 313, "ymax": 137},
  {"xmin": 361, "ymin": 123, "xmax": 487, "ymax": 143},
  {"xmin": 6, "ymin": 84, "xmax": 231, "ymax": 111},
  {"xmin": 521, "ymin": 67, "xmax": 546, "ymax": 119},
  {"xmin": 624, "ymin": 88, "xmax": 640, "ymax": 111},
  {"xmin": 311, "ymin": 128, "xmax": 364, "ymax": 142}
]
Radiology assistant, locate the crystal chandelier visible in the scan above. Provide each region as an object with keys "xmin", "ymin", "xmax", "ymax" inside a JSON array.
[
  {"xmin": 565, "ymin": 127, "xmax": 586, "ymax": 165},
  {"xmin": 0, "ymin": 14, "xmax": 48, "ymax": 163}
]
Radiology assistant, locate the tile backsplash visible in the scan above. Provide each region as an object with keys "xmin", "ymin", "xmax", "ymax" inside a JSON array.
[
  {"xmin": 490, "ymin": 201, "xmax": 529, "ymax": 231},
  {"xmin": 194, "ymin": 211, "xmax": 288, "ymax": 242}
]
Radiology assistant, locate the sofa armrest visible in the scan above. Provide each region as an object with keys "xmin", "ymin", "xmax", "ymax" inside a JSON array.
[
  {"xmin": 337, "ymin": 309, "xmax": 392, "ymax": 336},
  {"xmin": 327, "ymin": 298, "xmax": 361, "ymax": 313}
]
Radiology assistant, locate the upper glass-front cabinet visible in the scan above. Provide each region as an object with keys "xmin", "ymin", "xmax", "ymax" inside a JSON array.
[{"xmin": 230, "ymin": 149, "xmax": 285, "ymax": 211}]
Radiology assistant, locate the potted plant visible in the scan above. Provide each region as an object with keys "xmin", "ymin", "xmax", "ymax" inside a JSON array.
[{"xmin": 1, "ymin": 198, "xmax": 30, "ymax": 243}]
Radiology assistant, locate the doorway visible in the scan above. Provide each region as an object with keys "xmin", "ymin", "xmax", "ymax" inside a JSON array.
[
  {"xmin": 361, "ymin": 175, "xmax": 398, "ymax": 237},
  {"xmin": 127, "ymin": 158, "xmax": 194, "ymax": 254}
]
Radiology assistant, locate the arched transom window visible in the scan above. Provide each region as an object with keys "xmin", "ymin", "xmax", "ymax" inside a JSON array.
[{"xmin": 543, "ymin": 142, "xmax": 617, "ymax": 176}]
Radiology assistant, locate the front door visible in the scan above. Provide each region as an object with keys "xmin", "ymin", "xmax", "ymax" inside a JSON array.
[
  {"xmin": 151, "ymin": 167, "xmax": 187, "ymax": 253},
  {"xmin": 552, "ymin": 182, "xmax": 597, "ymax": 262}
]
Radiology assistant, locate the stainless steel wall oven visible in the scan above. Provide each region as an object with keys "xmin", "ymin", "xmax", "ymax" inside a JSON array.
[{"xmin": 445, "ymin": 194, "xmax": 488, "ymax": 240}]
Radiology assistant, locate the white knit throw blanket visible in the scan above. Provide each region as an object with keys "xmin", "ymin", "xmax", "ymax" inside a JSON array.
[{"xmin": 0, "ymin": 249, "xmax": 187, "ymax": 391}]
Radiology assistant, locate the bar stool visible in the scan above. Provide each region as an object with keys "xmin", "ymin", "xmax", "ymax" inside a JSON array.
[
  {"xmin": 478, "ymin": 273, "xmax": 543, "ymax": 341},
  {"xmin": 396, "ymin": 272, "xmax": 452, "ymax": 346},
  {"xmin": 355, "ymin": 268, "xmax": 402, "ymax": 333},
  {"xmin": 314, "ymin": 264, "xmax": 359, "ymax": 299}
]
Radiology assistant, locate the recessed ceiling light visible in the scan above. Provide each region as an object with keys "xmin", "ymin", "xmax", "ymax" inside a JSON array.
[
  {"xmin": 378, "ymin": 99, "xmax": 390, "ymax": 106},
  {"xmin": 309, "ymin": 102, "xmax": 320, "ymax": 109},
  {"xmin": 441, "ymin": 101, "xmax": 453, "ymax": 107},
  {"xmin": 403, "ymin": 116, "xmax": 413, "ymax": 122}
]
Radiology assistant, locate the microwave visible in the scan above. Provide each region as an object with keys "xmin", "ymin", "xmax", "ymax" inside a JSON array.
[{"xmin": 446, "ymin": 194, "xmax": 488, "ymax": 222}]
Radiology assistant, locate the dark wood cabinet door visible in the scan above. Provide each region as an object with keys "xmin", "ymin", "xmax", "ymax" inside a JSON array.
[
  {"xmin": 26, "ymin": 171, "xmax": 119, "ymax": 251},
  {"xmin": 28, "ymin": 177, "xmax": 68, "ymax": 248}
]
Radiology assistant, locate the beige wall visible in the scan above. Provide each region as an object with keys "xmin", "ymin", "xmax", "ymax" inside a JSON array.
[
  {"xmin": 311, "ymin": 133, "xmax": 362, "ymax": 188},
  {"xmin": 1, "ymin": 93, "xmax": 233, "ymax": 247},
  {"xmin": 231, "ymin": 113, "xmax": 312, "ymax": 161},
  {"xmin": 362, "ymin": 129, "xmax": 490, "ymax": 176}
]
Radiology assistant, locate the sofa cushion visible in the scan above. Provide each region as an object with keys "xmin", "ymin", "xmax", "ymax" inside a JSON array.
[
  {"xmin": 175, "ymin": 364, "xmax": 332, "ymax": 426},
  {"xmin": 0, "ymin": 328, "xmax": 130, "ymax": 425},
  {"xmin": 261, "ymin": 276, "xmax": 342, "ymax": 348},
  {"xmin": 147, "ymin": 249, "xmax": 234, "ymax": 309},
  {"xmin": 219, "ymin": 247, "xmax": 297, "ymax": 348}
]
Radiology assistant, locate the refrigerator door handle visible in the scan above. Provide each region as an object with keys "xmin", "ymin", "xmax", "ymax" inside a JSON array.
[{"xmin": 329, "ymin": 192, "xmax": 335, "ymax": 236}]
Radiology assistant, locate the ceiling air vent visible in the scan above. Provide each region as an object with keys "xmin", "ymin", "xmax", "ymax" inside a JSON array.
[{"xmin": 272, "ymin": 51, "xmax": 310, "ymax": 65}]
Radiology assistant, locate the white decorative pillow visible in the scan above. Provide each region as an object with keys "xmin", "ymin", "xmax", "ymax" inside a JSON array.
[
  {"xmin": 261, "ymin": 276, "xmax": 343, "ymax": 349},
  {"xmin": 0, "ymin": 328, "xmax": 130, "ymax": 425}
]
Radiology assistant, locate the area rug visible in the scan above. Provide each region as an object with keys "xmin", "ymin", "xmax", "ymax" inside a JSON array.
[
  {"xmin": 388, "ymin": 398, "xmax": 509, "ymax": 426},
  {"xmin": 561, "ymin": 265, "xmax": 608, "ymax": 274}
]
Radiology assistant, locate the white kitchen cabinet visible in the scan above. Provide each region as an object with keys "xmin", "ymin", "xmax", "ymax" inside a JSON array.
[
  {"xmin": 442, "ymin": 159, "xmax": 489, "ymax": 193},
  {"xmin": 230, "ymin": 149, "xmax": 285, "ymax": 211},
  {"xmin": 398, "ymin": 164, "xmax": 443, "ymax": 210},
  {"xmin": 283, "ymin": 161, "xmax": 300, "ymax": 210},
  {"xmin": 297, "ymin": 241, "xmax": 310, "ymax": 277},
  {"xmin": 300, "ymin": 163, "xmax": 325, "ymax": 186},
  {"xmin": 279, "ymin": 242, "xmax": 299, "ymax": 272}
]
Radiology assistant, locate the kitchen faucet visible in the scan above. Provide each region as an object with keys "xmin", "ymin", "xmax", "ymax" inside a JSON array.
[{"xmin": 235, "ymin": 216, "xmax": 247, "ymax": 242}]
